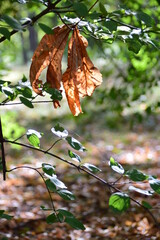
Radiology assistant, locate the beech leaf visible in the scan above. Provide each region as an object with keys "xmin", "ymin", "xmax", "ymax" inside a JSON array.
[
  {"xmin": 30, "ymin": 25, "xmax": 70, "ymax": 107},
  {"xmin": 62, "ymin": 27, "xmax": 102, "ymax": 116}
]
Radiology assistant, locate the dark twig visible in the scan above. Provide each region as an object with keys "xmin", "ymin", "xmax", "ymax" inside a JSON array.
[
  {"xmin": 45, "ymin": 139, "xmax": 62, "ymax": 153},
  {"xmin": 0, "ymin": 0, "xmax": 62, "ymax": 43},
  {"xmin": 0, "ymin": 100, "xmax": 54, "ymax": 106},
  {"xmin": 4, "ymin": 138, "xmax": 159, "ymax": 227},
  {"xmin": 6, "ymin": 166, "xmax": 57, "ymax": 214},
  {"xmin": 0, "ymin": 118, "xmax": 6, "ymax": 180}
]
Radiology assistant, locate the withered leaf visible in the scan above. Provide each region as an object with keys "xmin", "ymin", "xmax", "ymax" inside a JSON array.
[
  {"xmin": 62, "ymin": 27, "xmax": 102, "ymax": 116},
  {"xmin": 30, "ymin": 25, "xmax": 70, "ymax": 107},
  {"xmin": 62, "ymin": 28, "xmax": 82, "ymax": 116},
  {"xmin": 30, "ymin": 24, "xmax": 102, "ymax": 116}
]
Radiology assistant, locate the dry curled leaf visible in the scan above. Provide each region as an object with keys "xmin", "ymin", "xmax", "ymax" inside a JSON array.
[
  {"xmin": 30, "ymin": 25, "xmax": 70, "ymax": 107},
  {"xmin": 62, "ymin": 27, "xmax": 102, "ymax": 116},
  {"xmin": 62, "ymin": 29, "xmax": 82, "ymax": 116},
  {"xmin": 30, "ymin": 25, "xmax": 102, "ymax": 115}
]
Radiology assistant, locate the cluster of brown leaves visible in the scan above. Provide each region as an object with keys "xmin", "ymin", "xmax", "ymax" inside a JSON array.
[{"xmin": 30, "ymin": 25, "xmax": 102, "ymax": 116}]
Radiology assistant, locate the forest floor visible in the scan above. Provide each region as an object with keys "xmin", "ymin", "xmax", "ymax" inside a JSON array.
[{"xmin": 1, "ymin": 106, "xmax": 160, "ymax": 239}]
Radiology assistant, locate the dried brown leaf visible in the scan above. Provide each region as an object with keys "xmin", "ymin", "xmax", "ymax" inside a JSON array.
[
  {"xmin": 62, "ymin": 27, "xmax": 102, "ymax": 116},
  {"xmin": 62, "ymin": 29, "xmax": 82, "ymax": 116},
  {"xmin": 75, "ymin": 27, "xmax": 102, "ymax": 97},
  {"xmin": 30, "ymin": 25, "xmax": 70, "ymax": 106}
]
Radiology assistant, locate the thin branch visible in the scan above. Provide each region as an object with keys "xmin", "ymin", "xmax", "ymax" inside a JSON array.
[
  {"xmin": 0, "ymin": 0, "xmax": 62, "ymax": 43},
  {"xmin": 6, "ymin": 166, "xmax": 57, "ymax": 214},
  {"xmin": 4, "ymin": 138, "xmax": 159, "ymax": 227},
  {"xmin": 45, "ymin": 139, "xmax": 62, "ymax": 153},
  {"xmin": 0, "ymin": 118, "xmax": 6, "ymax": 180},
  {"xmin": 88, "ymin": 0, "xmax": 99, "ymax": 13},
  {"xmin": 0, "ymin": 100, "xmax": 53, "ymax": 106}
]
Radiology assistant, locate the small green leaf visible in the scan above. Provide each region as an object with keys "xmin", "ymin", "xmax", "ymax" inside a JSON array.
[
  {"xmin": 57, "ymin": 189, "xmax": 76, "ymax": 201},
  {"xmin": 58, "ymin": 209, "xmax": 74, "ymax": 218},
  {"xmin": 68, "ymin": 150, "xmax": 81, "ymax": 162},
  {"xmin": 125, "ymin": 169, "xmax": 148, "ymax": 182},
  {"xmin": 43, "ymin": 84, "xmax": 63, "ymax": 101},
  {"xmin": 142, "ymin": 201, "xmax": 152, "ymax": 209},
  {"xmin": 58, "ymin": 209, "xmax": 85, "ymax": 230},
  {"xmin": 46, "ymin": 213, "xmax": 58, "ymax": 224},
  {"xmin": 26, "ymin": 129, "xmax": 42, "ymax": 148},
  {"xmin": 136, "ymin": 11, "xmax": 153, "ymax": 27},
  {"xmin": 126, "ymin": 39, "xmax": 141, "ymax": 54},
  {"xmin": 129, "ymin": 186, "xmax": 153, "ymax": 196},
  {"xmin": 45, "ymin": 179, "xmax": 56, "ymax": 192},
  {"xmin": 46, "ymin": 175, "xmax": 67, "ymax": 189},
  {"xmin": 2, "ymin": 15, "xmax": 22, "ymax": 30},
  {"xmin": 104, "ymin": 20, "xmax": 117, "ymax": 31},
  {"xmin": 19, "ymin": 96, "xmax": 34, "ymax": 108},
  {"xmin": 109, "ymin": 192, "xmax": 130, "ymax": 213},
  {"xmin": 20, "ymin": 87, "xmax": 32, "ymax": 98},
  {"xmin": 109, "ymin": 157, "xmax": 124, "ymax": 174},
  {"xmin": 82, "ymin": 163, "xmax": 101, "ymax": 173},
  {"xmin": 99, "ymin": 2, "xmax": 108, "ymax": 15},
  {"xmin": 2, "ymin": 86, "xmax": 15, "ymax": 100},
  {"xmin": 66, "ymin": 136, "xmax": 86, "ymax": 152},
  {"xmin": 51, "ymin": 124, "xmax": 68, "ymax": 138},
  {"xmin": 149, "ymin": 178, "xmax": 160, "ymax": 194},
  {"xmin": 38, "ymin": 23, "xmax": 53, "ymax": 34},
  {"xmin": 0, "ymin": 27, "xmax": 10, "ymax": 40},
  {"xmin": 42, "ymin": 163, "xmax": 55, "ymax": 176},
  {"xmin": 73, "ymin": 3, "xmax": 88, "ymax": 17},
  {"xmin": 65, "ymin": 217, "xmax": 85, "ymax": 230},
  {"xmin": 0, "ymin": 210, "xmax": 13, "ymax": 220}
]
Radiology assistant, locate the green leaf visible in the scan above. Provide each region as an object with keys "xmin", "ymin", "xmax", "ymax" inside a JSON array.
[
  {"xmin": 149, "ymin": 178, "xmax": 160, "ymax": 194},
  {"xmin": 43, "ymin": 84, "xmax": 63, "ymax": 101},
  {"xmin": 104, "ymin": 20, "xmax": 117, "ymax": 31},
  {"xmin": 0, "ymin": 210, "xmax": 13, "ymax": 220},
  {"xmin": 38, "ymin": 23, "xmax": 53, "ymax": 34},
  {"xmin": 57, "ymin": 189, "xmax": 76, "ymax": 201},
  {"xmin": 99, "ymin": 2, "xmax": 108, "ymax": 15},
  {"xmin": 126, "ymin": 39, "xmax": 141, "ymax": 54},
  {"xmin": 82, "ymin": 163, "xmax": 101, "ymax": 173},
  {"xmin": 68, "ymin": 150, "xmax": 81, "ymax": 162},
  {"xmin": 142, "ymin": 201, "xmax": 152, "ymax": 209},
  {"xmin": 109, "ymin": 192, "xmax": 130, "ymax": 213},
  {"xmin": 19, "ymin": 96, "xmax": 34, "ymax": 108},
  {"xmin": 66, "ymin": 136, "xmax": 86, "ymax": 152},
  {"xmin": 65, "ymin": 217, "xmax": 85, "ymax": 230},
  {"xmin": 46, "ymin": 213, "xmax": 58, "ymax": 224},
  {"xmin": 125, "ymin": 168, "xmax": 148, "ymax": 182},
  {"xmin": 109, "ymin": 157, "xmax": 124, "ymax": 174},
  {"xmin": 58, "ymin": 209, "xmax": 85, "ymax": 230},
  {"xmin": 51, "ymin": 124, "xmax": 68, "ymax": 138},
  {"xmin": 26, "ymin": 129, "xmax": 42, "ymax": 148},
  {"xmin": 20, "ymin": 87, "xmax": 32, "ymax": 98},
  {"xmin": 46, "ymin": 175, "xmax": 67, "ymax": 189},
  {"xmin": 42, "ymin": 163, "xmax": 55, "ymax": 176},
  {"xmin": 2, "ymin": 86, "xmax": 15, "ymax": 100},
  {"xmin": 58, "ymin": 209, "xmax": 74, "ymax": 218},
  {"xmin": 2, "ymin": 15, "xmax": 22, "ymax": 30},
  {"xmin": 129, "ymin": 186, "xmax": 153, "ymax": 196},
  {"xmin": 73, "ymin": 3, "xmax": 88, "ymax": 17},
  {"xmin": 136, "ymin": 11, "xmax": 153, "ymax": 27},
  {"xmin": 0, "ymin": 27, "xmax": 10, "ymax": 40},
  {"xmin": 45, "ymin": 179, "xmax": 56, "ymax": 192}
]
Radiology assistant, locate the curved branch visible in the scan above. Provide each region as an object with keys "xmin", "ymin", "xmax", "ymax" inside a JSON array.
[{"xmin": 6, "ymin": 165, "xmax": 56, "ymax": 213}]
